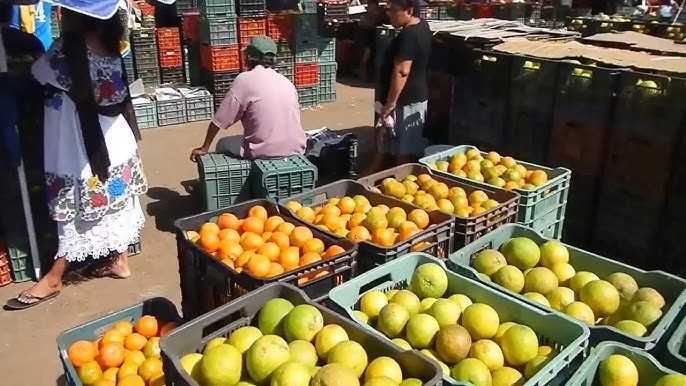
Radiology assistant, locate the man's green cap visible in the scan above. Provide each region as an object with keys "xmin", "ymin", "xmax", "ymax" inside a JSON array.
[{"xmin": 244, "ymin": 35, "xmax": 278, "ymax": 59}]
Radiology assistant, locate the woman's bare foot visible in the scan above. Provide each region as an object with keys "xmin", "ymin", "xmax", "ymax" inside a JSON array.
[{"xmin": 99, "ymin": 252, "xmax": 131, "ymax": 279}]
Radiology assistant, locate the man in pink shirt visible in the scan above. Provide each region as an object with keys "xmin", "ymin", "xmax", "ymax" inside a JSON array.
[{"xmin": 190, "ymin": 36, "xmax": 306, "ymax": 161}]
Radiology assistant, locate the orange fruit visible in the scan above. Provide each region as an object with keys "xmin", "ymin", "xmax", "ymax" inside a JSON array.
[
  {"xmin": 398, "ymin": 227, "xmax": 422, "ymax": 242},
  {"xmin": 269, "ymin": 231, "xmax": 290, "ymax": 250},
  {"xmin": 96, "ymin": 342, "xmax": 126, "ymax": 369},
  {"xmin": 261, "ymin": 231, "xmax": 273, "ymax": 242},
  {"xmin": 372, "ymin": 228, "xmax": 397, "ymax": 247},
  {"xmin": 348, "ymin": 213, "xmax": 367, "ymax": 228},
  {"xmin": 114, "ymin": 321, "xmax": 134, "ymax": 337},
  {"xmin": 258, "ymin": 242, "xmax": 281, "ymax": 262},
  {"xmin": 222, "ymin": 258, "xmax": 235, "ymax": 269},
  {"xmin": 246, "ymin": 254, "xmax": 271, "ymax": 278},
  {"xmin": 134, "ymin": 316, "xmax": 159, "ymax": 339},
  {"xmin": 300, "ymin": 252, "xmax": 322, "ymax": 267},
  {"xmin": 77, "ymin": 360, "xmax": 103, "ymax": 385},
  {"xmin": 241, "ymin": 217, "xmax": 265, "ymax": 235},
  {"xmin": 296, "ymin": 207, "xmax": 316, "ymax": 223},
  {"xmin": 264, "ymin": 216, "xmax": 285, "ymax": 232},
  {"xmin": 102, "ymin": 367, "xmax": 118, "ymax": 382},
  {"xmin": 408, "ymin": 209, "xmax": 430, "ymax": 229},
  {"xmin": 216, "ymin": 241, "xmax": 243, "ymax": 260},
  {"xmin": 102, "ymin": 330, "xmax": 126, "ymax": 346},
  {"xmin": 93, "ymin": 379, "xmax": 115, "ymax": 386},
  {"xmin": 323, "ymin": 245, "xmax": 346, "ymax": 259},
  {"xmin": 284, "ymin": 201, "xmax": 302, "ymax": 212},
  {"xmin": 320, "ymin": 204, "xmax": 342, "ymax": 217},
  {"xmin": 138, "ymin": 358, "xmax": 163, "ymax": 382},
  {"xmin": 278, "ymin": 246, "xmax": 300, "ymax": 271},
  {"xmin": 354, "ymin": 203, "xmax": 372, "ymax": 214},
  {"xmin": 500, "ymin": 156, "xmax": 517, "ymax": 168},
  {"xmin": 301, "ymin": 238, "xmax": 325, "ymax": 255},
  {"xmin": 503, "ymin": 181, "xmax": 519, "ymax": 190},
  {"xmin": 248, "ymin": 205, "xmax": 269, "ymax": 220},
  {"xmin": 347, "ymin": 226, "xmax": 371, "ymax": 243},
  {"xmin": 118, "ymin": 374, "xmax": 145, "ymax": 386},
  {"xmin": 124, "ymin": 333, "xmax": 147, "ymax": 352},
  {"xmin": 68, "ymin": 340, "xmax": 97, "ymax": 367},
  {"xmin": 337, "ymin": 197, "xmax": 357, "ymax": 214},
  {"xmin": 148, "ymin": 371, "xmax": 165, "ymax": 386},
  {"xmin": 199, "ymin": 222, "xmax": 220, "ymax": 235},
  {"xmin": 240, "ymin": 232, "xmax": 265, "ymax": 251},
  {"xmin": 218, "ymin": 228, "xmax": 240, "ymax": 243},
  {"xmin": 217, "ymin": 213, "xmax": 240, "ymax": 230},
  {"xmin": 124, "ymin": 351, "xmax": 146, "ymax": 367},
  {"xmin": 267, "ymin": 263, "xmax": 285, "ymax": 277},
  {"xmin": 198, "ymin": 233, "xmax": 220, "ymax": 253},
  {"xmin": 276, "ymin": 222, "xmax": 296, "ymax": 235},
  {"xmin": 118, "ymin": 362, "xmax": 139, "ymax": 381},
  {"xmin": 236, "ymin": 251, "xmax": 255, "ymax": 267},
  {"xmin": 290, "ymin": 226, "xmax": 314, "ymax": 248}
]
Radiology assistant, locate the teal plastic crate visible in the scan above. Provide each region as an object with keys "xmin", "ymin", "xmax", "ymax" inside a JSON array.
[
  {"xmin": 8, "ymin": 242, "xmax": 31, "ymax": 282},
  {"xmin": 198, "ymin": 153, "xmax": 252, "ymax": 211},
  {"xmin": 318, "ymin": 79, "xmax": 336, "ymax": 103},
  {"xmin": 449, "ymin": 223, "xmax": 686, "ymax": 351},
  {"xmin": 251, "ymin": 155, "xmax": 317, "ymax": 200},
  {"xmin": 133, "ymin": 98, "xmax": 158, "ymax": 129},
  {"xmin": 328, "ymin": 253, "xmax": 590, "ymax": 386},
  {"xmin": 297, "ymin": 86, "xmax": 318, "ymax": 108},
  {"xmin": 317, "ymin": 37, "xmax": 336, "ymax": 63},
  {"xmin": 420, "ymin": 145, "xmax": 571, "ymax": 239},
  {"xmin": 566, "ymin": 341, "xmax": 682, "ymax": 385},
  {"xmin": 57, "ymin": 298, "xmax": 182, "ymax": 386},
  {"xmin": 664, "ymin": 311, "xmax": 686, "ymax": 372}
]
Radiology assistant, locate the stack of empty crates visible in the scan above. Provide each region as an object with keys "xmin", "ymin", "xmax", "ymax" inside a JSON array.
[
  {"xmin": 131, "ymin": 28, "xmax": 160, "ymax": 86},
  {"xmin": 157, "ymin": 28, "xmax": 185, "ymax": 84}
]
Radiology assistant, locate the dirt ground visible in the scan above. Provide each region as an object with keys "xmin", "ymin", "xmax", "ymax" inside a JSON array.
[{"xmin": 0, "ymin": 80, "xmax": 375, "ymax": 386}]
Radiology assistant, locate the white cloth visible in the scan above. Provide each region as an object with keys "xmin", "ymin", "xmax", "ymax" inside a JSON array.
[{"xmin": 31, "ymin": 40, "xmax": 148, "ymax": 261}]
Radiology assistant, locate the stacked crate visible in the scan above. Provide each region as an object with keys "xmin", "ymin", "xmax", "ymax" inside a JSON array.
[
  {"xmin": 157, "ymin": 27, "xmax": 185, "ymax": 84},
  {"xmin": 317, "ymin": 37, "xmax": 336, "ymax": 103},
  {"xmin": 198, "ymin": 0, "xmax": 241, "ymax": 111},
  {"xmin": 131, "ymin": 28, "xmax": 160, "ymax": 86},
  {"xmin": 268, "ymin": 14, "xmax": 295, "ymax": 83},
  {"xmin": 182, "ymin": 12, "xmax": 203, "ymax": 86},
  {"xmin": 293, "ymin": 13, "xmax": 320, "ymax": 108}
]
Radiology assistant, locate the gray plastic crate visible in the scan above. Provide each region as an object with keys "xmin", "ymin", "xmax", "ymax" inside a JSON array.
[
  {"xmin": 317, "ymin": 37, "xmax": 336, "ymax": 63},
  {"xmin": 156, "ymin": 97, "xmax": 187, "ymax": 126},
  {"xmin": 297, "ymin": 86, "xmax": 318, "ymax": 108},
  {"xmin": 275, "ymin": 63, "xmax": 294, "ymax": 83},
  {"xmin": 302, "ymin": 0, "xmax": 317, "ymax": 13},
  {"xmin": 133, "ymin": 97, "xmax": 158, "ymax": 129},
  {"xmin": 198, "ymin": 0, "xmax": 236, "ymax": 16},
  {"xmin": 318, "ymin": 79, "xmax": 336, "ymax": 103},
  {"xmin": 199, "ymin": 16, "xmax": 238, "ymax": 46},
  {"xmin": 179, "ymin": 87, "xmax": 214, "ymax": 122},
  {"xmin": 318, "ymin": 62, "xmax": 336, "ymax": 83},
  {"xmin": 276, "ymin": 42, "xmax": 294, "ymax": 64},
  {"xmin": 294, "ymin": 46, "xmax": 317, "ymax": 64},
  {"xmin": 198, "ymin": 153, "xmax": 252, "ymax": 210},
  {"xmin": 133, "ymin": 48, "xmax": 159, "ymax": 70}
]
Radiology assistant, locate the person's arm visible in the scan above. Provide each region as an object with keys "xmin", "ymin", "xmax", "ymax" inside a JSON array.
[
  {"xmin": 379, "ymin": 32, "xmax": 416, "ymax": 120},
  {"xmin": 190, "ymin": 89, "xmax": 245, "ymax": 161}
]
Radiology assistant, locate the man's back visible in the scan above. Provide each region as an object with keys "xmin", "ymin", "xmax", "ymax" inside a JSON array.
[{"xmin": 220, "ymin": 65, "xmax": 306, "ymax": 159}]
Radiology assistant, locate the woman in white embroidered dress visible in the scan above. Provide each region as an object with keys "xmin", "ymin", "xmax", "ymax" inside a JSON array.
[{"xmin": 7, "ymin": 10, "xmax": 147, "ymax": 309}]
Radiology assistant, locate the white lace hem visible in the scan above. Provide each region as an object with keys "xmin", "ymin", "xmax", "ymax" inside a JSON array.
[{"xmin": 57, "ymin": 197, "xmax": 145, "ymax": 262}]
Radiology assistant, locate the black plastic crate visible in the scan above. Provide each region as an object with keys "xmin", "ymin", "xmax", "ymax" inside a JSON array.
[
  {"xmin": 176, "ymin": 0, "xmax": 197, "ymax": 15},
  {"xmin": 161, "ymin": 66, "xmax": 185, "ymax": 85},
  {"xmin": 506, "ymin": 56, "xmax": 560, "ymax": 164},
  {"xmin": 284, "ymin": 180, "xmax": 455, "ymax": 271},
  {"xmin": 173, "ymin": 199, "xmax": 358, "ymax": 319},
  {"xmin": 132, "ymin": 47, "xmax": 159, "ymax": 70},
  {"xmin": 317, "ymin": 1, "xmax": 349, "ymax": 25},
  {"xmin": 236, "ymin": 0, "xmax": 267, "ymax": 16},
  {"xmin": 160, "ymin": 283, "xmax": 443, "ymax": 386},
  {"xmin": 131, "ymin": 28, "xmax": 157, "ymax": 48},
  {"xmin": 136, "ymin": 66, "xmax": 161, "ymax": 86},
  {"xmin": 205, "ymin": 70, "xmax": 240, "ymax": 95},
  {"xmin": 199, "ymin": 16, "xmax": 238, "ymax": 46},
  {"xmin": 305, "ymin": 129, "xmax": 357, "ymax": 180}
]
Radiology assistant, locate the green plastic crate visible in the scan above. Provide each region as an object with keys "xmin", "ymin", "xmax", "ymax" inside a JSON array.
[
  {"xmin": 328, "ymin": 253, "xmax": 590, "ymax": 386},
  {"xmin": 8, "ymin": 242, "xmax": 31, "ymax": 282},
  {"xmin": 664, "ymin": 311, "xmax": 686, "ymax": 372},
  {"xmin": 449, "ymin": 223, "xmax": 686, "ymax": 351},
  {"xmin": 420, "ymin": 145, "xmax": 571, "ymax": 239},
  {"xmin": 566, "ymin": 341, "xmax": 681, "ymax": 385},
  {"xmin": 198, "ymin": 153, "xmax": 252, "ymax": 211},
  {"xmin": 251, "ymin": 155, "xmax": 317, "ymax": 200}
]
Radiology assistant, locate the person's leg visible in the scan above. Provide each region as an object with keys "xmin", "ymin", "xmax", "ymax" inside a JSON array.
[
  {"xmin": 19, "ymin": 256, "xmax": 66, "ymax": 298},
  {"xmin": 101, "ymin": 251, "xmax": 131, "ymax": 278},
  {"xmin": 396, "ymin": 101, "xmax": 429, "ymax": 165}
]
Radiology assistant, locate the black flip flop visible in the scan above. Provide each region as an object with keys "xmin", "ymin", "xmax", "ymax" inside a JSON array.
[{"xmin": 5, "ymin": 291, "xmax": 61, "ymax": 310}]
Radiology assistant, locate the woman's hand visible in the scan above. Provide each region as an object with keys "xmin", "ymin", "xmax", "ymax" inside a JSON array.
[{"xmin": 190, "ymin": 146, "xmax": 208, "ymax": 162}]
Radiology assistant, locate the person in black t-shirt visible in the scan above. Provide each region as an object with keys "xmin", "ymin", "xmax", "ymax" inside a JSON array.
[{"xmin": 368, "ymin": 0, "xmax": 431, "ymax": 174}]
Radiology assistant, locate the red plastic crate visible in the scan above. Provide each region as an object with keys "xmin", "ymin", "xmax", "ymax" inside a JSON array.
[
  {"xmin": 182, "ymin": 12, "xmax": 200, "ymax": 42},
  {"xmin": 138, "ymin": 1, "xmax": 154, "ymax": 17},
  {"xmin": 201, "ymin": 44, "xmax": 241, "ymax": 72},
  {"xmin": 156, "ymin": 27, "xmax": 182, "ymax": 50},
  {"xmin": 476, "ymin": 3, "xmax": 493, "ymax": 18},
  {"xmin": 159, "ymin": 48, "xmax": 183, "ymax": 68},
  {"xmin": 267, "ymin": 14, "xmax": 293, "ymax": 42},
  {"xmin": 238, "ymin": 17, "xmax": 267, "ymax": 46},
  {"xmin": 0, "ymin": 241, "xmax": 10, "ymax": 287},
  {"xmin": 294, "ymin": 63, "xmax": 318, "ymax": 87}
]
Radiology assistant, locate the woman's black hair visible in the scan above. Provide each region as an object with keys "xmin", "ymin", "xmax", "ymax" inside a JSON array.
[
  {"xmin": 388, "ymin": 0, "xmax": 421, "ymax": 17},
  {"xmin": 61, "ymin": 10, "xmax": 125, "ymax": 181}
]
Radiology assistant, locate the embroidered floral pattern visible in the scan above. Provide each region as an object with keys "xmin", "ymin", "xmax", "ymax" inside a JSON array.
[
  {"xmin": 47, "ymin": 92, "xmax": 63, "ymax": 110},
  {"xmin": 45, "ymin": 154, "xmax": 148, "ymax": 222}
]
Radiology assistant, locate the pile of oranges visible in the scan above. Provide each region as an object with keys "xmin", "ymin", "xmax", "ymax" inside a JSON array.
[
  {"xmin": 187, "ymin": 205, "xmax": 347, "ymax": 280},
  {"xmin": 66, "ymin": 315, "xmax": 176, "ymax": 386},
  {"xmin": 284, "ymin": 195, "xmax": 432, "ymax": 248}
]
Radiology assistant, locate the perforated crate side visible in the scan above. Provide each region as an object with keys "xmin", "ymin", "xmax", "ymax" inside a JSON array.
[
  {"xmin": 251, "ymin": 155, "xmax": 318, "ymax": 199},
  {"xmin": 7, "ymin": 240, "xmax": 31, "ymax": 283},
  {"xmin": 294, "ymin": 13, "xmax": 318, "ymax": 44},
  {"xmin": 316, "ymin": 37, "xmax": 335, "ymax": 63},
  {"xmin": 156, "ymin": 99, "xmax": 187, "ymax": 126},
  {"xmin": 136, "ymin": 67, "xmax": 160, "ymax": 86},
  {"xmin": 295, "ymin": 47, "xmax": 317, "ymax": 64},
  {"xmin": 161, "ymin": 67, "xmax": 185, "ymax": 85},
  {"xmin": 199, "ymin": 16, "xmax": 238, "ymax": 46},
  {"xmin": 185, "ymin": 94, "xmax": 214, "ymax": 122},
  {"xmin": 276, "ymin": 42, "xmax": 294, "ymax": 64},
  {"xmin": 297, "ymin": 86, "xmax": 318, "ymax": 108},
  {"xmin": 133, "ymin": 48, "xmax": 159, "ymax": 70},
  {"xmin": 302, "ymin": 0, "xmax": 317, "ymax": 13},
  {"xmin": 318, "ymin": 79, "xmax": 336, "ymax": 103},
  {"xmin": 238, "ymin": 17, "xmax": 267, "ymax": 46},
  {"xmin": 134, "ymin": 101, "xmax": 158, "ymax": 129},
  {"xmin": 197, "ymin": 0, "xmax": 236, "ymax": 16},
  {"xmin": 318, "ymin": 62, "xmax": 336, "ymax": 83},
  {"xmin": 275, "ymin": 63, "xmax": 294, "ymax": 83},
  {"xmin": 198, "ymin": 154, "xmax": 252, "ymax": 210},
  {"xmin": 205, "ymin": 70, "xmax": 240, "ymax": 95},
  {"xmin": 236, "ymin": 0, "xmax": 267, "ymax": 17}
]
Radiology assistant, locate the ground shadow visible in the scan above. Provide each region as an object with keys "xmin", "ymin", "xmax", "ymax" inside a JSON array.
[
  {"xmin": 56, "ymin": 374, "xmax": 65, "ymax": 386},
  {"xmin": 145, "ymin": 182, "xmax": 201, "ymax": 233},
  {"xmin": 337, "ymin": 75, "xmax": 375, "ymax": 90}
]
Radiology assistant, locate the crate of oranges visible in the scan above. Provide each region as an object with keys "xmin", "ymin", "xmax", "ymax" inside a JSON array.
[
  {"xmin": 357, "ymin": 163, "xmax": 520, "ymax": 251},
  {"xmin": 58, "ymin": 297, "xmax": 182, "ymax": 386},
  {"xmin": 174, "ymin": 199, "xmax": 357, "ymax": 318},
  {"xmin": 282, "ymin": 180, "xmax": 455, "ymax": 271}
]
